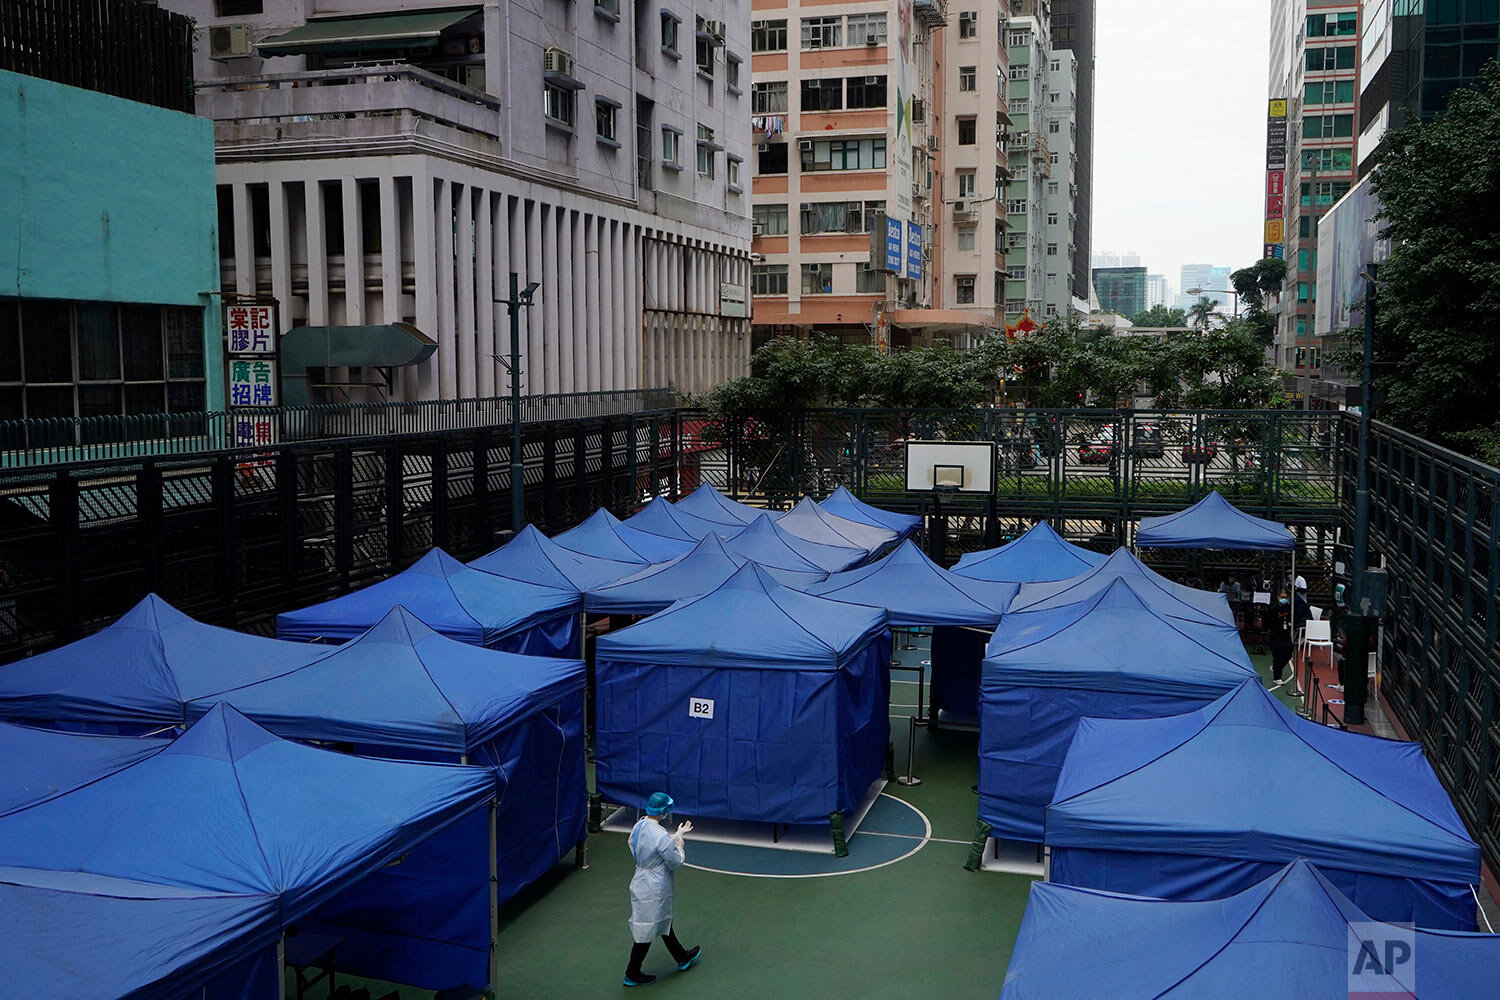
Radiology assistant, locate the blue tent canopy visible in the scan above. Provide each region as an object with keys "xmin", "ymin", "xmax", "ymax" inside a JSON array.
[
  {"xmin": 953, "ymin": 521, "xmax": 1109, "ymax": 583},
  {"xmin": 1137, "ymin": 491, "xmax": 1296, "ymax": 551},
  {"xmin": 3, "ymin": 867, "xmax": 280, "ymax": 1000},
  {"xmin": 595, "ymin": 563, "xmax": 891, "ymax": 824},
  {"xmin": 818, "ymin": 485, "xmax": 923, "ymax": 540},
  {"xmin": 807, "ymin": 539, "xmax": 1018, "ymax": 626},
  {"xmin": 779, "ymin": 496, "xmax": 898, "ymax": 556},
  {"xmin": 977, "ymin": 576, "xmax": 1256, "ymax": 841},
  {"xmin": 1048, "ymin": 679, "xmax": 1481, "ymax": 929},
  {"xmin": 675, "ymin": 482, "xmax": 774, "ymax": 526},
  {"xmin": 553, "ymin": 508, "xmax": 693, "ymax": 564},
  {"xmin": 585, "ymin": 533, "xmax": 824, "ymax": 616},
  {"xmin": 468, "ymin": 524, "xmax": 640, "ymax": 592},
  {"xmin": 727, "ymin": 512, "xmax": 866, "ymax": 574},
  {"xmin": 1009, "ymin": 547, "xmax": 1234, "ymax": 626},
  {"xmin": 277, "ymin": 547, "xmax": 580, "ymax": 654},
  {"xmin": 0, "ymin": 721, "xmax": 167, "ymax": 814},
  {"xmin": 1001, "ymin": 860, "xmax": 1500, "ymax": 1000},
  {"xmin": 623, "ymin": 495, "xmax": 742, "ymax": 543},
  {"xmin": 0, "ymin": 594, "xmax": 325, "ymax": 728}
]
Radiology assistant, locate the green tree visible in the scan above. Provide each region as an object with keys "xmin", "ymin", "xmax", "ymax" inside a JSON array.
[
  {"xmin": 1348, "ymin": 60, "xmax": 1500, "ymax": 461},
  {"xmin": 1187, "ymin": 295, "xmax": 1221, "ymax": 329},
  {"xmin": 1156, "ymin": 321, "xmax": 1286, "ymax": 410},
  {"xmin": 1230, "ymin": 257, "xmax": 1288, "ymax": 345},
  {"xmin": 1130, "ymin": 305, "xmax": 1189, "ymax": 328}
]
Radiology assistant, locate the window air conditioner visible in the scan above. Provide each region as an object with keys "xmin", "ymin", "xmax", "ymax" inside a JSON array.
[
  {"xmin": 705, "ymin": 20, "xmax": 726, "ymax": 41},
  {"xmin": 209, "ymin": 24, "xmax": 253, "ymax": 60},
  {"xmin": 543, "ymin": 47, "xmax": 575, "ymax": 76},
  {"xmin": 752, "ymin": 223, "xmax": 766, "ymax": 236},
  {"xmin": 952, "ymin": 199, "xmax": 967, "ymax": 214},
  {"xmin": 866, "ymin": 35, "xmax": 879, "ymax": 46},
  {"xmin": 800, "ymin": 202, "xmax": 812, "ymax": 211},
  {"xmin": 799, "ymin": 139, "xmax": 814, "ymax": 151},
  {"xmin": 757, "ymin": 143, "xmax": 769, "ymax": 152},
  {"xmin": 926, "ymin": 134, "xmax": 939, "ymax": 150}
]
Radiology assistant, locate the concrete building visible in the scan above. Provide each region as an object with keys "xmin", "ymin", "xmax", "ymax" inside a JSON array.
[
  {"xmin": 748, "ymin": 0, "xmax": 955, "ymax": 349},
  {"xmin": 1001, "ymin": 8, "xmax": 1052, "ymax": 324},
  {"xmin": 1174, "ymin": 263, "xmax": 1234, "ymax": 314},
  {"xmin": 1091, "ymin": 266, "xmax": 1146, "ymax": 319},
  {"xmin": 166, "ymin": 0, "xmax": 753, "ymax": 401},
  {"xmin": 1039, "ymin": 48, "xmax": 1087, "ymax": 321},
  {"xmin": 1090, "ymin": 250, "xmax": 1140, "ymax": 269},
  {"xmin": 0, "ymin": 6, "xmax": 223, "ymax": 422},
  {"xmin": 1047, "ymin": 0, "xmax": 1094, "ymax": 306},
  {"xmin": 1144, "ymin": 273, "xmax": 1170, "ymax": 311}
]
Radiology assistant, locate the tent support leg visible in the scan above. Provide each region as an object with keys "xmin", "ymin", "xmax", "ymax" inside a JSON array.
[
  {"xmin": 489, "ymin": 802, "xmax": 500, "ymax": 993},
  {"xmin": 829, "ymin": 811, "xmax": 849, "ymax": 858},
  {"xmin": 575, "ymin": 837, "xmax": 589, "ymax": 870},
  {"xmin": 277, "ymin": 934, "xmax": 286, "ymax": 1000},
  {"xmin": 588, "ymin": 791, "xmax": 604, "ymax": 833},
  {"xmin": 896, "ymin": 715, "xmax": 922, "ymax": 786},
  {"xmin": 963, "ymin": 819, "xmax": 992, "ymax": 872}
]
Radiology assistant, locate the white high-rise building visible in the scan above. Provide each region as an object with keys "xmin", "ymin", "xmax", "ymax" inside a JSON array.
[
  {"xmin": 167, "ymin": 0, "xmax": 753, "ymax": 400},
  {"xmin": 1144, "ymin": 274, "xmax": 1170, "ymax": 311},
  {"xmin": 1039, "ymin": 48, "xmax": 1085, "ymax": 322}
]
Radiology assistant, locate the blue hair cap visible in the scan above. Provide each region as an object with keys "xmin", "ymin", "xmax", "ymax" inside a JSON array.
[{"xmin": 646, "ymin": 792, "xmax": 674, "ymax": 816}]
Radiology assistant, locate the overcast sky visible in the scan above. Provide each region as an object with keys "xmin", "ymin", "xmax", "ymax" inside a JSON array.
[{"xmin": 1091, "ymin": 0, "xmax": 1270, "ymax": 297}]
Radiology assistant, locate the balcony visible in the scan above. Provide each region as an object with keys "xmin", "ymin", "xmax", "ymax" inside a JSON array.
[{"xmin": 913, "ymin": 0, "xmax": 949, "ymax": 28}]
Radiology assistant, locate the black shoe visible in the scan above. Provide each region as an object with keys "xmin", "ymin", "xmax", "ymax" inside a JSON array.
[
  {"xmin": 676, "ymin": 945, "xmax": 702, "ymax": 971},
  {"xmin": 623, "ymin": 972, "xmax": 657, "ymax": 987}
]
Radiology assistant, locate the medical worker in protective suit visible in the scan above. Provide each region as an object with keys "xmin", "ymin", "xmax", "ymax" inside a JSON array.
[{"xmin": 624, "ymin": 792, "xmax": 702, "ymax": 987}]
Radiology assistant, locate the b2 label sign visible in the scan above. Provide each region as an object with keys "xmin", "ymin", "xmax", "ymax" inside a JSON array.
[{"xmin": 689, "ymin": 697, "xmax": 715, "ymax": 720}]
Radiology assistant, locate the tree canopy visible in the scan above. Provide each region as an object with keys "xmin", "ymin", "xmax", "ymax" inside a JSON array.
[
  {"xmin": 1230, "ymin": 258, "xmax": 1288, "ymax": 345},
  {"xmin": 1130, "ymin": 305, "xmax": 1189, "ymax": 328}
]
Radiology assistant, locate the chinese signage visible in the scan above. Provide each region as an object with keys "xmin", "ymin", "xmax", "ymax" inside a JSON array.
[
  {"xmin": 229, "ymin": 358, "xmax": 276, "ymax": 407},
  {"xmin": 226, "ymin": 305, "xmax": 275, "ymax": 353},
  {"xmin": 905, "ymin": 222, "xmax": 922, "ymax": 280},
  {"xmin": 720, "ymin": 282, "xmax": 748, "ymax": 318},
  {"xmin": 1264, "ymin": 220, "xmax": 1285, "ymax": 243},
  {"xmin": 224, "ymin": 302, "xmax": 279, "ymax": 450},
  {"xmin": 884, "ymin": 217, "xmax": 904, "ymax": 273},
  {"xmin": 1265, "ymin": 99, "xmax": 1287, "ymax": 170},
  {"xmin": 1264, "ymin": 99, "xmax": 1288, "ymax": 264}
]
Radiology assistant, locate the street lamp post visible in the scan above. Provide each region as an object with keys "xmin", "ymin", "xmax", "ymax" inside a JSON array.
[
  {"xmin": 495, "ymin": 273, "xmax": 540, "ymax": 532},
  {"xmin": 1185, "ymin": 286, "xmax": 1241, "ymax": 319}
]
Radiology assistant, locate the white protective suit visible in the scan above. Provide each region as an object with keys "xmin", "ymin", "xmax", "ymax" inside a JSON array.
[{"xmin": 628, "ymin": 817, "xmax": 685, "ymax": 943}]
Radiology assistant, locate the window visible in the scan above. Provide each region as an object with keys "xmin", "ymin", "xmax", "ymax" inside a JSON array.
[
  {"xmin": 846, "ymin": 75, "xmax": 886, "ymax": 108},
  {"xmin": 801, "ymin": 78, "xmax": 843, "ymax": 111},
  {"xmin": 801, "ymin": 16, "xmax": 841, "ymax": 49},
  {"xmin": 957, "ymin": 226, "xmax": 975, "ymax": 250},
  {"xmin": 1336, "ymin": 11, "xmax": 1357, "ymax": 35},
  {"xmin": 957, "ymin": 117, "xmax": 976, "ymax": 144},
  {"xmin": 726, "ymin": 54, "xmax": 741, "ymax": 92},
  {"xmin": 696, "ymin": 123, "xmax": 717, "ymax": 177},
  {"xmin": 800, "ymin": 137, "xmax": 886, "ymax": 171},
  {"xmin": 596, "ymin": 0, "xmax": 619, "ymax": 15},
  {"xmin": 1304, "ymin": 80, "xmax": 1356, "ymax": 105},
  {"xmin": 959, "ymin": 66, "xmax": 977, "ymax": 91},
  {"xmin": 958, "ymin": 11, "xmax": 977, "ymax": 37},
  {"xmin": 1302, "ymin": 148, "xmax": 1353, "ymax": 172},
  {"xmin": 727, "ymin": 156, "xmax": 742, "ymax": 191},
  {"xmin": 1306, "ymin": 46, "xmax": 1357, "ymax": 70},
  {"xmin": 1302, "ymin": 114, "xmax": 1353, "ymax": 138},
  {"xmin": 1302, "ymin": 180, "xmax": 1350, "ymax": 206},
  {"xmin": 1049, "ymin": 59, "xmax": 1060, "ymax": 71},
  {"xmin": 956, "ymin": 170, "xmax": 976, "ymax": 198},
  {"xmin": 1046, "ymin": 242, "xmax": 1058, "ymax": 255},
  {"xmin": 846, "ymin": 12, "xmax": 887, "ymax": 45},
  {"xmin": 1006, "ymin": 265, "xmax": 1025, "ymax": 279},
  {"xmin": 1048, "ymin": 151, "xmax": 1059, "ymax": 165},
  {"xmin": 1007, "ymin": 30, "xmax": 1029, "ymax": 46},
  {"xmin": 544, "ymin": 82, "xmax": 574, "ymax": 127},
  {"xmin": 956, "ymin": 275, "xmax": 976, "ymax": 304},
  {"xmin": 1299, "ymin": 214, "xmax": 1311, "ymax": 239},
  {"xmin": 753, "ymin": 204, "xmax": 789, "ymax": 235},
  {"xmin": 802, "ymin": 263, "xmax": 834, "ymax": 294},
  {"xmin": 1009, "ymin": 66, "xmax": 1029, "ymax": 80},
  {"xmin": 752, "ymin": 82, "xmax": 787, "ymax": 113},
  {"xmin": 1048, "ymin": 119, "xmax": 1060, "ymax": 133},
  {"xmin": 752, "ymin": 264, "xmax": 789, "ymax": 295},
  {"xmin": 695, "ymin": 17, "xmax": 714, "ymax": 75},
  {"xmin": 1048, "ymin": 92, "xmax": 1059, "ymax": 103},
  {"xmin": 855, "ymin": 262, "xmax": 885, "ymax": 292},
  {"xmin": 0, "ymin": 299, "xmax": 207, "ymax": 421},
  {"xmin": 800, "ymin": 200, "xmax": 882, "ymax": 234},
  {"xmin": 595, "ymin": 99, "xmax": 618, "ymax": 143},
  {"xmin": 1297, "ymin": 281, "xmax": 1310, "ymax": 302},
  {"xmin": 1007, "ymin": 198, "xmax": 1027, "ymax": 214},
  {"xmin": 1010, "ymin": 98, "xmax": 1028, "ymax": 115},
  {"xmin": 662, "ymin": 126, "xmax": 681, "ymax": 168},
  {"xmin": 757, "ymin": 142, "xmax": 788, "ymax": 174},
  {"xmin": 1047, "ymin": 181, "xmax": 1059, "ymax": 195},
  {"xmin": 751, "ymin": 18, "xmax": 787, "ymax": 51},
  {"xmin": 661, "ymin": 12, "xmax": 680, "ymax": 56},
  {"xmin": 1046, "ymin": 211, "xmax": 1058, "ymax": 225},
  {"xmin": 1305, "ymin": 13, "xmax": 1327, "ymax": 36}
]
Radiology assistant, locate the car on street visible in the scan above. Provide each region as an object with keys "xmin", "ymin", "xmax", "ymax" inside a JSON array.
[{"xmin": 1181, "ymin": 440, "xmax": 1220, "ymax": 464}]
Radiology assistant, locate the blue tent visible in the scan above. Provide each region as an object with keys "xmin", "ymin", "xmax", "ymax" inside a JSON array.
[
  {"xmin": 1008, "ymin": 547, "xmax": 1234, "ymax": 626},
  {"xmin": 675, "ymin": 482, "xmax": 774, "ymax": 526},
  {"xmin": 818, "ymin": 485, "xmax": 923, "ymax": 540},
  {"xmin": 1048, "ymin": 679, "xmax": 1481, "ymax": 930},
  {"xmin": 3, "ymin": 867, "xmax": 281, "ymax": 1000},
  {"xmin": 0, "ymin": 594, "xmax": 324, "ymax": 730},
  {"xmin": 188, "ymin": 606, "xmax": 586, "ymax": 919},
  {"xmin": 806, "ymin": 539, "xmax": 1017, "ymax": 626},
  {"xmin": 779, "ymin": 496, "xmax": 898, "ymax": 556},
  {"xmin": 468, "ymin": 524, "xmax": 641, "ymax": 592},
  {"xmin": 727, "ymin": 512, "xmax": 866, "ymax": 574},
  {"xmin": 1136, "ymin": 490, "xmax": 1295, "ymax": 550},
  {"xmin": 553, "ymin": 508, "xmax": 693, "ymax": 564},
  {"xmin": 953, "ymin": 521, "xmax": 1108, "ymax": 583},
  {"xmin": 585, "ymin": 533, "xmax": 824, "ymax": 616},
  {"xmin": 277, "ymin": 547, "xmax": 580, "ymax": 655},
  {"xmin": 623, "ymin": 495, "xmax": 742, "ymax": 543},
  {"xmin": 0, "ymin": 721, "xmax": 167, "ymax": 814},
  {"xmin": 595, "ymin": 563, "xmax": 892, "ymax": 827},
  {"xmin": 1001, "ymin": 860, "xmax": 1500, "ymax": 999},
  {"xmin": 0, "ymin": 704, "xmax": 500, "ymax": 991},
  {"xmin": 978, "ymin": 576, "xmax": 1257, "ymax": 840}
]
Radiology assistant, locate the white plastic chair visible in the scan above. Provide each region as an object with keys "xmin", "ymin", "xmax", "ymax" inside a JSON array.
[
  {"xmin": 1310, "ymin": 606, "xmax": 1324, "ymax": 621},
  {"xmin": 1299, "ymin": 619, "xmax": 1334, "ymax": 684}
]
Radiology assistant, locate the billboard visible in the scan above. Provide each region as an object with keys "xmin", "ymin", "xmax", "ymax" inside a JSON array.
[
  {"xmin": 905, "ymin": 222, "xmax": 922, "ymax": 280},
  {"xmin": 892, "ymin": 1, "xmax": 916, "ymax": 223},
  {"xmin": 885, "ymin": 217, "xmax": 904, "ymax": 272},
  {"xmin": 1316, "ymin": 174, "xmax": 1389, "ymax": 337}
]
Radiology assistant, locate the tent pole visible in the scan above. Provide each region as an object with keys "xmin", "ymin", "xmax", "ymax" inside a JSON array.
[
  {"xmin": 277, "ymin": 934, "xmax": 286, "ymax": 1000},
  {"xmin": 489, "ymin": 801, "xmax": 500, "ymax": 991}
]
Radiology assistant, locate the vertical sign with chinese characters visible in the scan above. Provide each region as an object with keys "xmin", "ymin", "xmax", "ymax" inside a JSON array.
[
  {"xmin": 224, "ymin": 303, "xmax": 278, "ymax": 450},
  {"xmin": 1264, "ymin": 99, "xmax": 1287, "ymax": 260}
]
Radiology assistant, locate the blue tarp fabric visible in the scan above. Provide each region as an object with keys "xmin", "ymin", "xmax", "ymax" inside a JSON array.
[
  {"xmin": 674, "ymin": 482, "xmax": 774, "ymax": 526},
  {"xmin": 585, "ymin": 533, "xmax": 825, "ymax": 615},
  {"xmin": 953, "ymin": 522, "xmax": 1108, "ymax": 583},
  {"xmin": 1047, "ymin": 679, "xmax": 1482, "ymax": 929},
  {"xmin": 0, "ymin": 594, "xmax": 324, "ymax": 727},
  {"xmin": 623, "ymin": 496, "xmax": 741, "ymax": 542},
  {"xmin": 1008, "ymin": 548, "xmax": 1235, "ymax": 626},
  {"xmin": 0, "ymin": 721, "xmax": 168, "ymax": 814},
  {"xmin": 807, "ymin": 539, "xmax": 1018, "ymax": 626},
  {"xmin": 818, "ymin": 485, "xmax": 922, "ymax": 540},
  {"xmin": 2, "ymin": 866, "xmax": 281, "ymax": 1000},
  {"xmin": 727, "ymin": 512, "xmax": 866, "ymax": 574},
  {"xmin": 468, "ymin": 524, "xmax": 641, "ymax": 592},
  {"xmin": 276, "ymin": 547, "xmax": 580, "ymax": 654},
  {"xmin": 595, "ymin": 563, "xmax": 891, "ymax": 824},
  {"xmin": 977, "ymin": 576, "xmax": 1257, "ymax": 840},
  {"xmin": 0, "ymin": 704, "xmax": 499, "ymax": 990},
  {"xmin": 1136, "ymin": 491, "xmax": 1296, "ymax": 551},
  {"xmin": 1000, "ymin": 860, "xmax": 1500, "ymax": 999},
  {"xmin": 553, "ymin": 508, "xmax": 693, "ymax": 564},
  {"xmin": 778, "ymin": 496, "xmax": 899, "ymax": 556}
]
